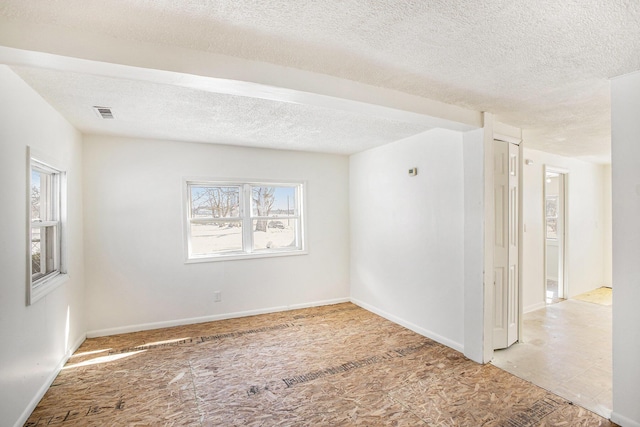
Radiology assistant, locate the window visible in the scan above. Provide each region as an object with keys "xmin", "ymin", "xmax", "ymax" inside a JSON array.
[
  {"xmin": 28, "ymin": 153, "xmax": 67, "ymax": 304},
  {"xmin": 545, "ymin": 195, "xmax": 558, "ymax": 239},
  {"xmin": 185, "ymin": 181, "xmax": 305, "ymax": 261}
]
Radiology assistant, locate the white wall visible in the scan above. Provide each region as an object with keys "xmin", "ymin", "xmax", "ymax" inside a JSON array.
[
  {"xmin": 350, "ymin": 128, "xmax": 466, "ymax": 351},
  {"xmin": 83, "ymin": 135, "xmax": 350, "ymax": 335},
  {"xmin": 521, "ymin": 148, "xmax": 609, "ymax": 312},
  {"xmin": 462, "ymin": 126, "xmax": 491, "ymax": 363},
  {"xmin": 611, "ymin": 71, "xmax": 640, "ymax": 427},
  {"xmin": 0, "ymin": 66, "xmax": 85, "ymax": 427}
]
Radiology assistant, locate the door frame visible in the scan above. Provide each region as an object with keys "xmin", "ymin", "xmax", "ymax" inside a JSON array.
[
  {"xmin": 543, "ymin": 165, "xmax": 569, "ymax": 302},
  {"xmin": 517, "ymin": 143, "xmax": 524, "ymax": 343}
]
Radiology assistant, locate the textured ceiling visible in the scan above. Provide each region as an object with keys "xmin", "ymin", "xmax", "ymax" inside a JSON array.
[
  {"xmin": 3, "ymin": 0, "xmax": 640, "ymax": 161},
  {"xmin": 12, "ymin": 66, "xmax": 430, "ymax": 154}
]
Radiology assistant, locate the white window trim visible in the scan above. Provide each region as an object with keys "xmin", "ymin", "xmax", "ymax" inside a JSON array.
[
  {"xmin": 183, "ymin": 178, "xmax": 307, "ymax": 263},
  {"xmin": 27, "ymin": 147, "xmax": 69, "ymax": 305}
]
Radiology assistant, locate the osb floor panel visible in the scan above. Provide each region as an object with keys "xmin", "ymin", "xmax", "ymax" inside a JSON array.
[{"xmin": 25, "ymin": 303, "xmax": 616, "ymax": 426}]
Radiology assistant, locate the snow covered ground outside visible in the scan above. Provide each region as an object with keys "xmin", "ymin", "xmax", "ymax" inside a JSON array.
[{"xmin": 190, "ymin": 222, "xmax": 297, "ymax": 255}]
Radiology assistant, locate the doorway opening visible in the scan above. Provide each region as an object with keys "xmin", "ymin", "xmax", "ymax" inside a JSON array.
[
  {"xmin": 492, "ymin": 163, "xmax": 613, "ymax": 419},
  {"xmin": 544, "ymin": 167, "xmax": 567, "ymax": 305}
]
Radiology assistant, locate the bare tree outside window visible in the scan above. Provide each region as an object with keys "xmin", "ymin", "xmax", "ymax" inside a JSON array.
[
  {"xmin": 31, "ymin": 173, "xmax": 42, "ymax": 273},
  {"xmin": 252, "ymin": 186, "xmax": 275, "ymax": 232},
  {"xmin": 191, "ymin": 186, "xmax": 239, "ymax": 220},
  {"xmin": 31, "ymin": 181, "xmax": 40, "ymax": 220}
]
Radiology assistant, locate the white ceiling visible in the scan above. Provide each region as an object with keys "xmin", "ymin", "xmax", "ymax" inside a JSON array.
[
  {"xmin": 3, "ymin": 0, "xmax": 640, "ymax": 161},
  {"xmin": 12, "ymin": 66, "xmax": 431, "ymax": 154}
]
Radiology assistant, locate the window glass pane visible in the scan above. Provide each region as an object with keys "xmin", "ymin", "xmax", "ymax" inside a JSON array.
[
  {"xmin": 251, "ymin": 186, "xmax": 296, "ymax": 217},
  {"xmin": 31, "ymin": 168, "xmax": 56, "ymax": 221},
  {"xmin": 190, "ymin": 186, "xmax": 240, "ymax": 219},
  {"xmin": 43, "ymin": 226, "xmax": 58, "ymax": 273},
  {"xmin": 190, "ymin": 221, "xmax": 242, "ymax": 255},
  {"xmin": 546, "ymin": 218, "xmax": 557, "ymax": 239},
  {"xmin": 31, "ymin": 227, "xmax": 42, "ymax": 278},
  {"xmin": 31, "ymin": 226, "xmax": 58, "ymax": 283},
  {"xmin": 31, "ymin": 170, "xmax": 42, "ymax": 221},
  {"xmin": 252, "ymin": 219, "xmax": 299, "ymax": 251}
]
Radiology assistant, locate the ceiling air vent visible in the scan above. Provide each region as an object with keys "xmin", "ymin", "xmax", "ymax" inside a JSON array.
[{"xmin": 93, "ymin": 106, "xmax": 114, "ymax": 119}]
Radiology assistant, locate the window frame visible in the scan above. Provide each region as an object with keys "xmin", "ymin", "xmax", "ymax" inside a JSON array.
[
  {"xmin": 27, "ymin": 147, "xmax": 68, "ymax": 305},
  {"xmin": 184, "ymin": 179, "xmax": 306, "ymax": 263}
]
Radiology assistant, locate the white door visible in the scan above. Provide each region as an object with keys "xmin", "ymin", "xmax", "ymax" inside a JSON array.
[{"xmin": 493, "ymin": 140, "xmax": 519, "ymax": 350}]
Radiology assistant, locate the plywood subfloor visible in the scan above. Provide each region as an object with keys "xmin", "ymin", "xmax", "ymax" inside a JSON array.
[
  {"xmin": 573, "ymin": 287, "xmax": 613, "ymax": 306},
  {"xmin": 25, "ymin": 303, "xmax": 615, "ymax": 426}
]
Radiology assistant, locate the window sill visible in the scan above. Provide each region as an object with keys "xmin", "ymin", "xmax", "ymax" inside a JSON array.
[
  {"xmin": 185, "ymin": 249, "xmax": 308, "ymax": 264},
  {"xmin": 29, "ymin": 273, "xmax": 69, "ymax": 305}
]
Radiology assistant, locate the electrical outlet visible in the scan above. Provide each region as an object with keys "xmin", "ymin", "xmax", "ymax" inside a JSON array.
[{"xmin": 214, "ymin": 291, "xmax": 222, "ymax": 302}]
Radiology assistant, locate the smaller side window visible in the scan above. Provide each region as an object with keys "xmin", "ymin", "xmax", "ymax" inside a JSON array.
[{"xmin": 28, "ymin": 155, "xmax": 67, "ymax": 304}]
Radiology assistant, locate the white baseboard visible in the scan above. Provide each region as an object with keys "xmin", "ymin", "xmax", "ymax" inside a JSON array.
[
  {"xmin": 611, "ymin": 412, "xmax": 640, "ymax": 427},
  {"xmin": 86, "ymin": 297, "xmax": 351, "ymax": 338},
  {"xmin": 350, "ymin": 297, "xmax": 464, "ymax": 353},
  {"xmin": 523, "ymin": 302, "xmax": 546, "ymax": 314},
  {"xmin": 14, "ymin": 333, "xmax": 86, "ymax": 427}
]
